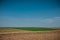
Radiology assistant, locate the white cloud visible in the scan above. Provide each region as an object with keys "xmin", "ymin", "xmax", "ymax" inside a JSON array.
[
  {"xmin": 42, "ymin": 19, "xmax": 54, "ymax": 23},
  {"xmin": 0, "ymin": 16, "xmax": 60, "ymax": 27},
  {"xmin": 54, "ymin": 17, "xmax": 60, "ymax": 19}
]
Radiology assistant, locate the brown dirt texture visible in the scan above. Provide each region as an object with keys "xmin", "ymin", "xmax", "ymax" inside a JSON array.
[{"xmin": 0, "ymin": 29, "xmax": 60, "ymax": 40}]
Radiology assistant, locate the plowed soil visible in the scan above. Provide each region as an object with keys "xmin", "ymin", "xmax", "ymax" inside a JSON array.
[{"xmin": 0, "ymin": 28, "xmax": 60, "ymax": 40}]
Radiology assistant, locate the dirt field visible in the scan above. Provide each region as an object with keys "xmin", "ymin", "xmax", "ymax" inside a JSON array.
[{"xmin": 0, "ymin": 29, "xmax": 60, "ymax": 40}]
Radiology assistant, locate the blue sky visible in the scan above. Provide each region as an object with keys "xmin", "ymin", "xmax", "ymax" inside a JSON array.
[{"xmin": 0, "ymin": 0, "xmax": 60, "ymax": 27}]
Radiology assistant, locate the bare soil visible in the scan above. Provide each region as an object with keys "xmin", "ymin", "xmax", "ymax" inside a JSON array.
[{"xmin": 0, "ymin": 29, "xmax": 60, "ymax": 40}]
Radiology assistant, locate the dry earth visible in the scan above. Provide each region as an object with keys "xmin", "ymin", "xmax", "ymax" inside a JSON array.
[{"xmin": 0, "ymin": 28, "xmax": 60, "ymax": 40}]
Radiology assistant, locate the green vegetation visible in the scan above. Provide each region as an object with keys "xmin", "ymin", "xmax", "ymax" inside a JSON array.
[
  {"xmin": 15, "ymin": 27, "xmax": 55, "ymax": 31},
  {"xmin": 0, "ymin": 27, "xmax": 56, "ymax": 31}
]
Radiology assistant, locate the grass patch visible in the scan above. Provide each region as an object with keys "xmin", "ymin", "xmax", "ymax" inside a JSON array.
[{"xmin": 15, "ymin": 27, "xmax": 55, "ymax": 31}]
